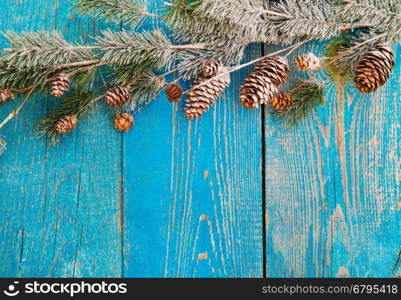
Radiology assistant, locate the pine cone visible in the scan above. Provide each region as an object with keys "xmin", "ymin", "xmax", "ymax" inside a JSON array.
[
  {"xmin": 294, "ymin": 53, "xmax": 321, "ymax": 72},
  {"xmin": 0, "ymin": 88, "xmax": 14, "ymax": 103},
  {"xmin": 202, "ymin": 61, "xmax": 221, "ymax": 77},
  {"xmin": 185, "ymin": 67, "xmax": 230, "ymax": 120},
  {"xmin": 105, "ymin": 86, "xmax": 131, "ymax": 106},
  {"xmin": 240, "ymin": 56, "xmax": 289, "ymax": 109},
  {"xmin": 270, "ymin": 93, "xmax": 293, "ymax": 111},
  {"xmin": 166, "ymin": 83, "xmax": 183, "ymax": 103},
  {"xmin": 353, "ymin": 45, "xmax": 395, "ymax": 93},
  {"xmin": 50, "ymin": 73, "xmax": 70, "ymax": 97},
  {"xmin": 114, "ymin": 113, "xmax": 134, "ymax": 132},
  {"xmin": 55, "ymin": 115, "xmax": 78, "ymax": 134}
]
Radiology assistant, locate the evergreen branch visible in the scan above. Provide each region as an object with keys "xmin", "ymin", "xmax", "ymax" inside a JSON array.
[
  {"xmin": 271, "ymin": 80, "xmax": 325, "ymax": 124},
  {"xmin": 77, "ymin": 0, "xmax": 159, "ymax": 27},
  {"xmin": 338, "ymin": 0, "xmax": 401, "ymax": 35},
  {"xmin": 0, "ymin": 136, "xmax": 6, "ymax": 155},
  {"xmin": 119, "ymin": 72, "xmax": 166, "ymax": 114},
  {"xmin": 96, "ymin": 29, "xmax": 176, "ymax": 70},
  {"xmin": 3, "ymin": 31, "xmax": 96, "ymax": 69},
  {"xmin": 38, "ymin": 91, "xmax": 96, "ymax": 144}
]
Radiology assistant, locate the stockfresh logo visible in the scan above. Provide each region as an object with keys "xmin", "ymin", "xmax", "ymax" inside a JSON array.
[
  {"xmin": 3, "ymin": 281, "xmax": 128, "ymax": 298},
  {"xmin": 3, "ymin": 281, "xmax": 20, "ymax": 297}
]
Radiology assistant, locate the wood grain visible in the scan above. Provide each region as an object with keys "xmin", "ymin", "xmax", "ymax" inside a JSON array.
[
  {"xmin": 0, "ymin": 0, "xmax": 122, "ymax": 278},
  {"xmin": 264, "ymin": 43, "xmax": 401, "ymax": 278},
  {"xmin": 0, "ymin": 0, "xmax": 399, "ymax": 279},
  {"xmin": 123, "ymin": 44, "xmax": 264, "ymax": 278}
]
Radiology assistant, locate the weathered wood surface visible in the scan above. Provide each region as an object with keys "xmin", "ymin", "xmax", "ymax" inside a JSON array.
[
  {"xmin": 0, "ymin": 0, "xmax": 399, "ymax": 278},
  {"xmin": 264, "ymin": 44, "xmax": 401, "ymax": 278}
]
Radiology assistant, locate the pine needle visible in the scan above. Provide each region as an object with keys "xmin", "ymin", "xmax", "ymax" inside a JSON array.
[{"xmin": 38, "ymin": 91, "xmax": 96, "ymax": 144}]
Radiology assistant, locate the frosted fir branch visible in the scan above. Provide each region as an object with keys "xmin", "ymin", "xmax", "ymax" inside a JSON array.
[
  {"xmin": 77, "ymin": 0, "xmax": 159, "ymax": 27},
  {"xmin": 177, "ymin": 40, "xmax": 247, "ymax": 79},
  {"xmin": 3, "ymin": 31, "xmax": 96, "ymax": 69},
  {"xmin": 117, "ymin": 72, "xmax": 166, "ymax": 114},
  {"xmin": 96, "ymin": 29, "xmax": 212, "ymax": 73},
  {"xmin": 338, "ymin": 0, "xmax": 401, "ymax": 35},
  {"xmin": 96, "ymin": 30, "xmax": 182, "ymax": 70},
  {"xmin": 0, "ymin": 136, "xmax": 6, "ymax": 155}
]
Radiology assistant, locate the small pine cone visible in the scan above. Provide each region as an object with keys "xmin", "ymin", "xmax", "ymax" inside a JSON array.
[
  {"xmin": 114, "ymin": 113, "xmax": 134, "ymax": 132},
  {"xmin": 294, "ymin": 53, "xmax": 321, "ymax": 72},
  {"xmin": 240, "ymin": 56, "xmax": 289, "ymax": 109},
  {"xmin": 185, "ymin": 67, "xmax": 230, "ymax": 120},
  {"xmin": 270, "ymin": 93, "xmax": 293, "ymax": 111},
  {"xmin": 105, "ymin": 86, "xmax": 131, "ymax": 106},
  {"xmin": 0, "ymin": 88, "xmax": 14, "ymax": 103},
  {"xmin": 166, "ymin": 83, "xmax": 183, "ymax": 103},
  {"xmin": 50, "ymin": 74, "xmax": 70, "ymax": 97},
  {"xmin": 55, "ymin": 115, "xmax": 78, "ymax": 134},
  {"xmin": 202, "ymin": 61, "xmax": 221, "ymax": 77},
  {"xmin": 353, "ymin": 45, "xmax": 395, "ymax": 93}
]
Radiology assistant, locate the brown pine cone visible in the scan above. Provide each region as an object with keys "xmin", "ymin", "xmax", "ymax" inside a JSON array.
[
  {"xmin": 50, "ymin": 74, "xmax": 70, "ymax": 97},
  {"xmin": 185, "ymin": 67, "xmax": 230, "ymax": 120},
  {"xmin": 270, "ymin": 93, "xmax": 293, "ymax": 111},
  {"xmin": 105, "ymin": 86, "xmax": 131, "ymax": 106},
  {"xmin": 114, "ymin": 113, "xmax": 134, "ymax": 132},
  {"xmin": 294, "ymin": 53, "xmax": 321, "ymax": 72},
  {"xmin": 55, "ymin": 115, "xmax": 78, "ymax": 134},
  {"xmin": 353, "ymin": 45, "xmax": 395, "ymax": 93},
  {"xmin": 166, "ymin": 83, "xmax": 183, "ymax": 103},
  {"xmin": 202, "ymin": 61, "xmax": 221, "ymax": 77},
  {"xmin": 0, "ymin": 89, "xmax": 14, "ymax": 103},
  {"xmin": 240, "ymin": 56, "xmax": 289, "ymax": 109}
]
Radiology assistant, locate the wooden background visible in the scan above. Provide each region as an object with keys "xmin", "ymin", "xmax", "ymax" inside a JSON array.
[{"xmin": 0, "ymin": 0, "xmax": 400, "ymax": 278}]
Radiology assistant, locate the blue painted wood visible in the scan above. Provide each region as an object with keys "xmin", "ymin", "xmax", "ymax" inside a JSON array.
[
  {"xmin": 264, "ymin": 43, "xmax": 401, "ymax": 278},
  {"xmin": 0, "ymin": 0, "xmax": 400, "ymax": 279},
  {"xmin": 122, "ymin": 45, "xmax": 264, "ymax": 277},
  {"xmin": 0, "ymin": 0, "xmax": 122, "ymax": 278}
]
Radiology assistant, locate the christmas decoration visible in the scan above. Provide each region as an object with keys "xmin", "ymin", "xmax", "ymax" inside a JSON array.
[
  {"xmin": 240, "ymin": 56, "xmax": 290, "ymax": 109},
  {"xmin": 105, "ymin": 86, "xmax": 131, "ymax": 106},
  {"xmin": 114, "ymin": 113, "xmax": 134, "ymax": 132},
  {"xmin": 55, "ymin": 115, "xmax": 78, "ymax": 134},
  {"xmin": 0, "ymin": 89, "xmax": 14, "ymax": 103},
  {"xmin": 166, "ymin": 83, "xmax": 183, "ymax": 103},
  {"xmin": 270, "ymin": 93, "xmax": 293, "ymax": 111},
  {"xmin": 185, "ymin": 68, "xmax": 230, "ymax": 119},
  {"xmin": 353, "ymin": 45, "xmax": 395, "ymax": 93},
  {"xmin": 50, "ymin": 73, "xmax": 70, "ymax": 97},
  {"xmin": 0, "ymin": 0, "xmax": 399, "ymax": 155},
  {"xmin": 294, "ymin": 53, "xmax": 321, "ymax": 72}
]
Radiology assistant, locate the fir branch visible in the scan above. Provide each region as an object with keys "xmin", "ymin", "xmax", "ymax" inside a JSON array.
[
  {"xmin": 177, "ymin": 40, "xmax": 247, "ymax": 79},
  {"xmin": 77, "ymin": 0, "xmax": 159, "ymax": 27},
  {"xmin": 338, "ymin": 0, "xmax": 401, "ymax": 40},
  {"xmin": 3, "ymin": 31, "xmax": 96, "ymax": 69},
  {"xmin": 0, "ymin": 135, "xmax": 6, "ymax": 155},
  {"xmin": 271, "ymin": 80, "xmax": 325, "ymax": 124},
  {"xmin": 119, "ymin": 72, "xmax": 166, "ymax": 114},
  {"xmin": 96, "ymin": 29, "xmax": 176, "ymax": 70},
  {"xmin": 38, "ymin": 91, "xmax": 96, "ymax": 144}
]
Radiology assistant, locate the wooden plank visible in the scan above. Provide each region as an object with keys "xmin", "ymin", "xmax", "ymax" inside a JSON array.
[
  {"xmin": 0, "ymin": 0, "xmax": 122, "ymax": 277},
  {"xmin": 264, "ymin": 43, "xmax": 401, "ymax": 278},
  {"xmin": 123, "ymin": 4, "xmax": 264, "ymax": 275}
]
